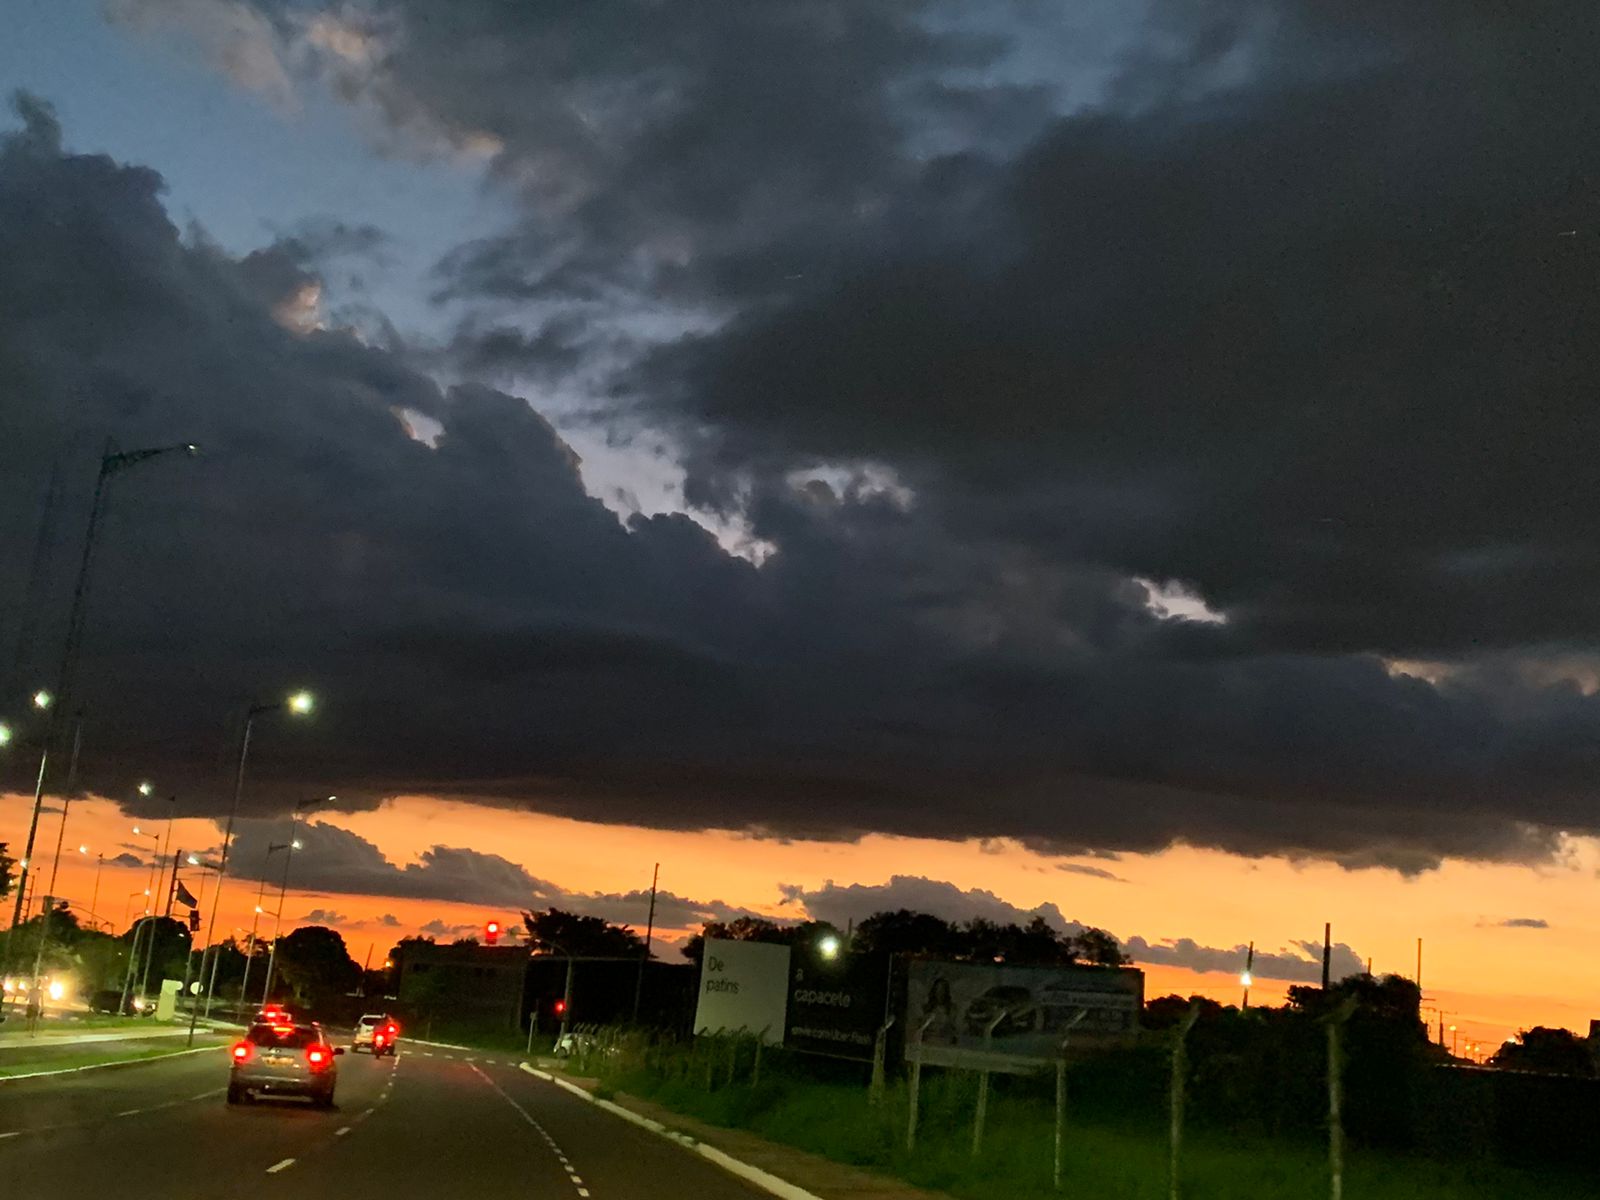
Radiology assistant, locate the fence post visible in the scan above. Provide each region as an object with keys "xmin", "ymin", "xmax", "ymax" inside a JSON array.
[
  {"xmin": 869, "ymin": 1015, "xmax": 896, "ymax": 1107},
  {"xmin": 1054, "ymin": 1010, "xmax": 1088, "ymax": 1192},
  {"xmin": 727, "ymin": 1027, "xmax": 744, "ymax": 1087},
  {"xmin": 1323, "ymin": 997, "xmax": 1358, "ymax": 1200},
  {"xmin": 753, "ymin": 1027, "xmax": 767, "ymax": 1087},
  {"xmin": 906, "ymin": 1013, "xmax": 936, "ymax": 1152},
  {"xmin": 972, "ymin": 1009, "xmax": 1008, "ymax": 1157},
  {"xmin": 1169, "ymin": 1002, "xmax": 1201, "ymax": 1200}
]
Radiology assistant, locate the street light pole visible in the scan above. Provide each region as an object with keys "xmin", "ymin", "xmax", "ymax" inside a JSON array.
[
  {"xmin": 41, "ymin": 712, "xmax": 85, "ymax": 906},
  {"xmin": 8, "ymin": 441, "xmax": 198, "ymax": 944},
  {"xmin": 88, "ymin": 850, "xmax": 104, "ymax": 932},
  {"xmin": 186, "ymin": 692, "xmax": 314, "ymax": 1046},
  {"xmin": 260, "ymin": 796, "xmax": 325, "ymax": 1011},
  {"xmin": 237, "ymin": 868, "xmax": 277, "ymax": 1014},
  {"xmin": 5, "ymin": 690, "xmax": 55, "ymax": 939}
]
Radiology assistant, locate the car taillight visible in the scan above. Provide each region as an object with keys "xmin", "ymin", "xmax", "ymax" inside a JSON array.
[
  {"xmin": 307, "ymin": 1045, "xmax": 329, "ymax": 1068},
  {"xmin": 232, "ymin": 1042, "xmax": 252, "ymax": 1063},
  {"xmin": 373, "ymin": 1032, "xmax": 386, "ymax": 1045}
]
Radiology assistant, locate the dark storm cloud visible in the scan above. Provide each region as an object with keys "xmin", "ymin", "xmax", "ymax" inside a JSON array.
[
  {"xmin": 16, "ymin": 0, "xmax": 1600, "ymax": 874},
  {"xmin": 1490, "ymin": 917, "xmax": 1549, "ymax": 930}
]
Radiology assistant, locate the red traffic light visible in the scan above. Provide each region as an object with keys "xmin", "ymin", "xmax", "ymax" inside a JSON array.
[
  {"xmin": 553, "ymin": 999, "xmax": 566, "ymax": 1015},
  {"xmin": 485, "ymin": 920, "xmax": 501, "ymax": 945}
]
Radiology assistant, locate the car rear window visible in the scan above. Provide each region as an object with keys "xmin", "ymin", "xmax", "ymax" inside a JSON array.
[
  {"xmin": 359, "ymin": 1016, "xmax": 381, "ymax": 1027},
  {"xmin": 247, "ymin": 1023, "xmax": 319, "ymax": 1048}
]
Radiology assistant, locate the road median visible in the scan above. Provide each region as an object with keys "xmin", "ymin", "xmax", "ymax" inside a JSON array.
[{"xmin": 0, "ymin": 1037, "xmax": 227, "ymax": 1082}]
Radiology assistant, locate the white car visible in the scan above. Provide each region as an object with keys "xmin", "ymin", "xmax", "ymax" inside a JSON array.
[{"xmin": 352, "ymin": 1013, "xmax": 397, "ymax": 1056}]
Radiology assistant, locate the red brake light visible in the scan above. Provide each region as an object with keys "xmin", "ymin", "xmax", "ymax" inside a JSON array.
[
  {"xmin": 307, "ymin": 1045, "xmax": 329, "ymax": 1067},
  {"xmin": 232, "ymin": 1042, "xmax": 252, "ymax": 1063}
]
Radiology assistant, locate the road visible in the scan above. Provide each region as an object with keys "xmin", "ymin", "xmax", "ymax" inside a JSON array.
[{"xmin": 0, "ymin": 1037, "xmax": 772, "ymax": 1200}]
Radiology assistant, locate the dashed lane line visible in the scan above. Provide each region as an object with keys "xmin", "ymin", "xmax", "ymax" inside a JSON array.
[
  {"xmin": 469, "ymin": 1064, "xmax": 589, "ymax": 1198},
  {"xmin": 335, "ymin": 1126, "xmax": 351, "ymax": 1136},
  {"xmin": 266, "ymin": 1158, "xmax": 296, "ymax": 1174},
  {"xmin": 116, "ymin": 1108, "xmax": 143, "ymax": 1117}
]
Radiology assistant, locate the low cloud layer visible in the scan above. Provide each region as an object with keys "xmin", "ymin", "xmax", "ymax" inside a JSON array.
[
  {"xmin": 225, "ymin": 817, "xmax": 761, "ymax": 934},
  {"xmin": 780, "ymin": 874, "xmax": 1364, "ymax": 983}
]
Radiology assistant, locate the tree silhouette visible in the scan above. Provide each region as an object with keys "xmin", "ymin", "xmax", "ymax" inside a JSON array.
[
  {"xmin": 1490, "ymin": 1026, "xmax": 1595, "ymax": 1076},
  {"xmin": 522, "ymin": 908, "xmax": 643, "ymax": 957}
]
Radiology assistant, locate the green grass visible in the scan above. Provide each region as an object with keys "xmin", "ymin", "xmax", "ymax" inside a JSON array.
[
  {"xmin": 0, "ymin": 1037, "xmax": 227, "ymax": 1079},
  {"xmin": 584, "ymin": 1042, "xmax": 1585, "ymax": 1200}
]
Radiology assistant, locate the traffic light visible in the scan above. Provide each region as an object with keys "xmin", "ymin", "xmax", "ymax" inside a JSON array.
[
  {"xmin": 485, "ymin": 920, "xmax": 500, "ymax": 945},
  {"xmin": 553, "ymin": 999, "xmax": 566, "ymax": 1016},
  {"xmin": 188, "ymin": 909, "xmax": 201, "ymax": 933}
]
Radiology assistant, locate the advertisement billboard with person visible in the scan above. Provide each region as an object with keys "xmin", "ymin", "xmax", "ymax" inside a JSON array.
[{"xmin": 906, "ymin": 959, "xmax": 1142, "ymax": 1072}]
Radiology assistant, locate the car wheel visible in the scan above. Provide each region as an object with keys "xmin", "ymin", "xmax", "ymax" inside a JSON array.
[
  {"xmin": 314, "ymin": 1089, "xmax": 335, "ymax": 1109},
  {"xmin": 226, "ymin": 1084, "xmax": 244, "ymax": 1105}
]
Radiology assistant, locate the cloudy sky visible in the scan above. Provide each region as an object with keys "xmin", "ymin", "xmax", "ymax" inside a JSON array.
[{"xmin": 4, "ymin": 1, "xmax": 1600, "ymax": 1048}]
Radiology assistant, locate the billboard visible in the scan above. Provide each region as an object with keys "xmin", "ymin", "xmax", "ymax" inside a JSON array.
[
  {"xmin": 693, "ymin": 938, "xmax": 790, "ymax": 1044},
  {"xmin": 784, "ymin": 954, "xmax": 889, "ymax": 1061},
  {"xmin": 905, "ymin": 960, "xmax": 1143, "ymax": 1072}
]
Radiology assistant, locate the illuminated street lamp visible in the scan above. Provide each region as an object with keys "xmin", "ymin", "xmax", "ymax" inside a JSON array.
[
  {"xmin": 188, "ymin": 695, "xmax": 317, "ymax": 1042},
  {"xmin": 818, "ymin": 934, "xmax": 842, "ymax": 960}
]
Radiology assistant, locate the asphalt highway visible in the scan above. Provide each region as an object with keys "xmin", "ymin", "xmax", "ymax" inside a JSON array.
[{"xmin": 0, "ymin": 1037, "xmax": 773, "ymax": 1200}]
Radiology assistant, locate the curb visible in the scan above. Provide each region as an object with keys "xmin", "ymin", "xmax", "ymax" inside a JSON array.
[
  {"xmin": 0, "ymin": 1043, "xmax": 222, "ymax": 1083},
  {"xmin": 519, "ymin": 1062, "xmax": 824, "ymax": 1200},
  {"xmin": 405, "ymin": 1037, "xmax": 490, "ymax": 1052}
]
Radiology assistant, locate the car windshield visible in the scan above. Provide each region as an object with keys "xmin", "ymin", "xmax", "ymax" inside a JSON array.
[{"xmin": 247, "ymin": 1024, "xmax": 319, "ymax": 1049}]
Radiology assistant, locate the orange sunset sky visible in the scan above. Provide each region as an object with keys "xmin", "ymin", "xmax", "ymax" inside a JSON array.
[{"xmin": 5, "ymin": 787, "xmax": 1594, "ymax": 1055}]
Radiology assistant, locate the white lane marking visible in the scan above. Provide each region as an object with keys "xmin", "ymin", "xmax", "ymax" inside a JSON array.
[
  {"xmin": 469, "ymin": 1064, "xmax": 589, "ymax": 1197},
  {"xmin": 266, "ymin": 1158, "xmax": 296, "ymax": 1174},
  {"xmin": 0, "ymin": 1131, "xmax": 21, "ymax": 1139},
  {"xmin": 517, "ymin": 1061, "xmax": 828, "ymax": 1200},
  {"xmin": 335, "ymin": 1126, "xmax": 351, "ymax": 1136},
  {"xmin": 116, "ymin": 1108, "xmax": 143, "ymax": 1117}
]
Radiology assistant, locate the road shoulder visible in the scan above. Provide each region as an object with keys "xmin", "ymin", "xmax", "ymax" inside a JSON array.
[{"xmin": 522, "ymin": 1063, "xmax": 949, "ymax": 1200}]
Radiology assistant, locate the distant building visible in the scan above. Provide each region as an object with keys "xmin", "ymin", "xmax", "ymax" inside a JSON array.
[{"xmin": 396, "ymin": 943, "xmax": 526, "ymax": 1030}]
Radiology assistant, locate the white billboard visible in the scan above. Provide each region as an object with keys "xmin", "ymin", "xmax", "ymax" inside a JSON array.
[{"xmin": 693, "ymin": 938, "xmax": 791, "ymax": 1044}]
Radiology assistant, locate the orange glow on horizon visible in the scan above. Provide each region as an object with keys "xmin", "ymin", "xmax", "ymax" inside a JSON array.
[{"xmin": 3, "ymin": 788, "xmax": 1595, "ymax": 1054}]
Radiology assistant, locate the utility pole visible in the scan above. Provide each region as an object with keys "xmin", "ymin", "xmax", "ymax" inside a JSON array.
[
  {"xmin": 630, "ymin": 862, "xmax": 659, "ymax": 1023},
  {"xmin": 1321, "ymin": 922, "xmax": 1332, "ymax": 990},
  {"xmin": 1240, "ymin": 941, "xmax": 1254, "ymax": 1010}
]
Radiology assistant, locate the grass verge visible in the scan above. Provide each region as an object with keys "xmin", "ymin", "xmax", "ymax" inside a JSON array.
[
  {"xmin": 586, "ymin": 1042, "xmax": 1586, "ymax": 1200},
  {"xmin": 0, "ymin": 1037, "xmax": 226, "ymax": 1079}
]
